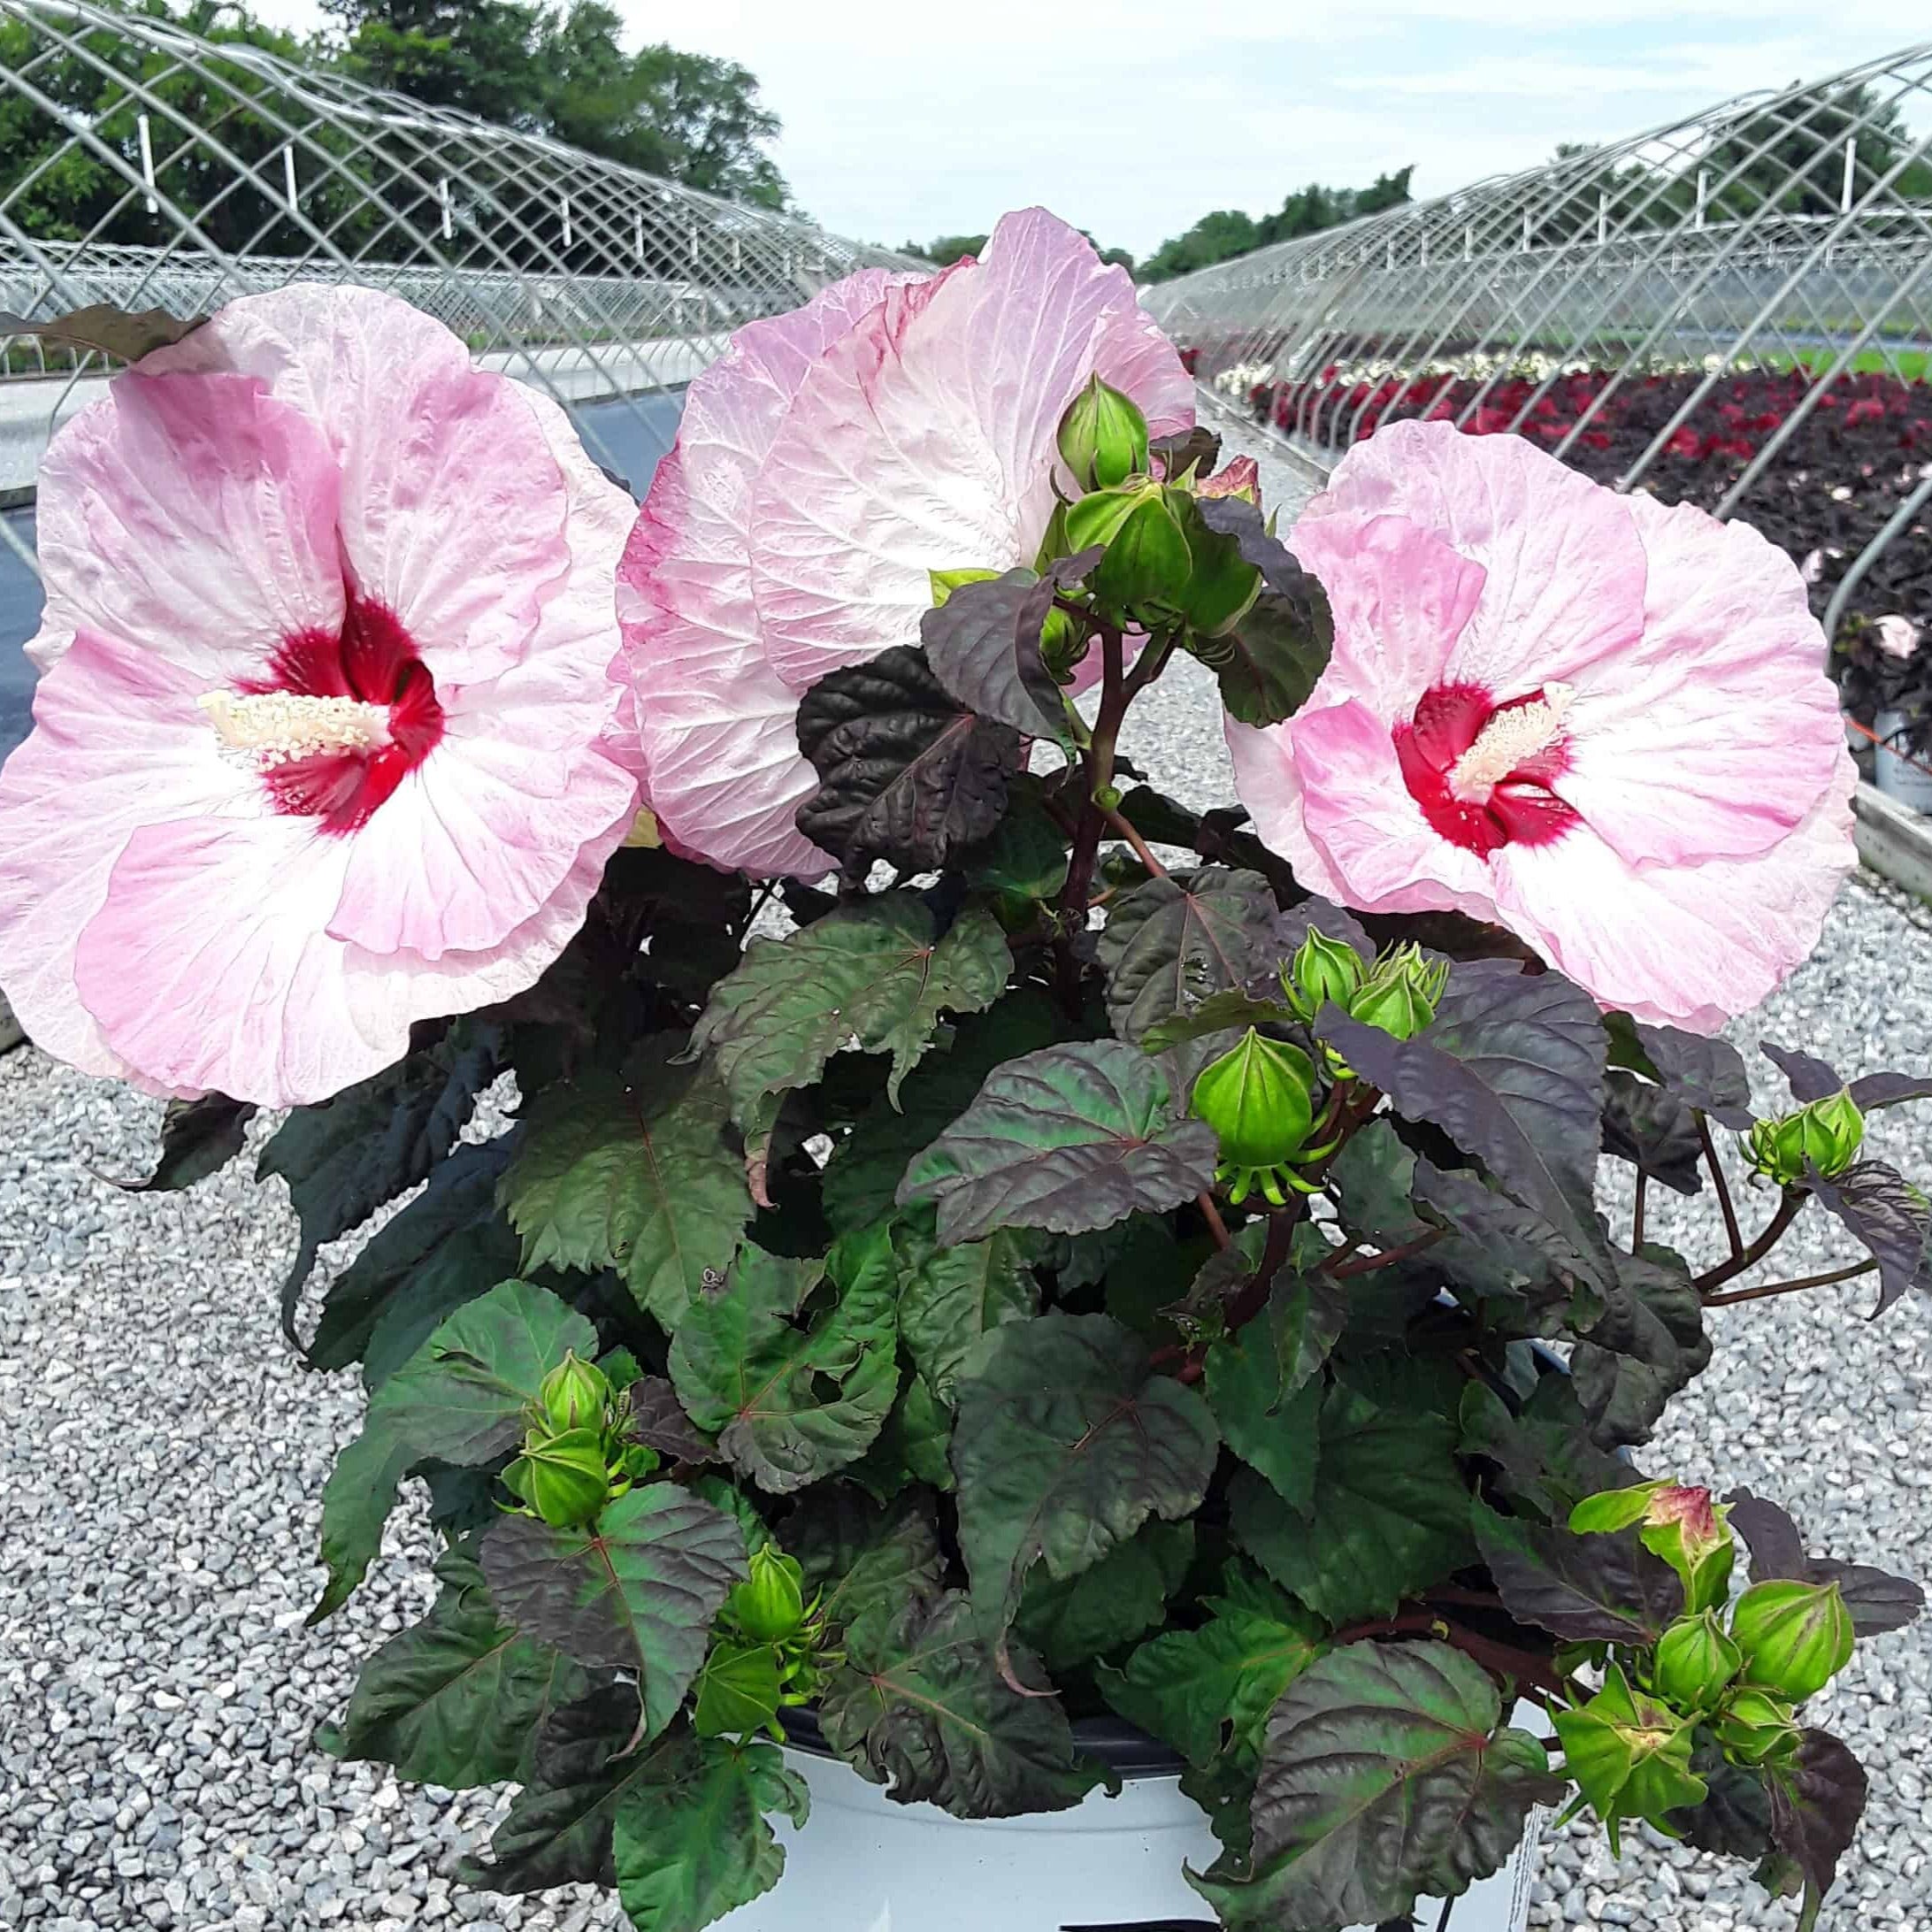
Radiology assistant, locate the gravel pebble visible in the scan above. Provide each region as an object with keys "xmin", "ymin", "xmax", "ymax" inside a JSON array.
[{"xmin": 4, "ymin": 408, "xmax": 1926, "ymax": 1929}]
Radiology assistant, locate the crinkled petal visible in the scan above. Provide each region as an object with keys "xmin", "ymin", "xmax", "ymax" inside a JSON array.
[
  {"xmin": 1551, "ymin": 492, "xmax": 1844, "ymax": 867},
  {"xmin": 145, "ymin": 282, "xmax": 573, "ymax": 684},
  {"xmin": 1302, "ymin": 418, "xmax": 1647, "ymax": 695},
  {"xmin": 1287, "ymin": 698, "xmax": 1503, "ymax": 919},
  {"xmin": 620, "ymin": 268, "xmax": 920, "ymax": 877},
  {"xmin": 1224, "ymin": 713, "xmax": 1346, "ymax": 905},
  {"xmin": 1289, "ymin": 510, "xmax": 1487, "ymax": 724},
  {"xmin": 1489, "ymin": 749, "xmax": 1858, "ymax": 1031},
  {"xmin": 0, "ymin": 630, "xmax": 249, "ymax": 1086},
  {"xmin": 750, "ymin": 209, "xmax": 1192, "ymax": 691},
  {"xmin": 30, "ymin": 372, "xmax": 343, "ymax": 678}
]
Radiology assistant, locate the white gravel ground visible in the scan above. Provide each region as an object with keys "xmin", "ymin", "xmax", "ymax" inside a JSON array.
[{"xmin": 4, "ymin": 410, "xmax": 1928, "ymax": 1932}]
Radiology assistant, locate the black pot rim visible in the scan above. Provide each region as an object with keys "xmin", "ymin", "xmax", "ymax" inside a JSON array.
[{"xmin": 779, "ymin": 1706, "xmax": 1187, "ymax": 1780}]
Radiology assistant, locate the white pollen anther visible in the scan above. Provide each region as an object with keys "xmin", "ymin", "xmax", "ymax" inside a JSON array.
[
  {"xmin": 1448, "ymin": 684, "xmax": 1573, "ymax": 801},
  {"xmin": 199, "ymin": 691, "xmax": 392, "ymax": 766}
]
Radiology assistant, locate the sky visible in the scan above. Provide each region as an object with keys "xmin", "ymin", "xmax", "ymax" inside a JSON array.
[{"xmin": 246, "ymin": 0, "xmax": 1931, "ymax": 258}]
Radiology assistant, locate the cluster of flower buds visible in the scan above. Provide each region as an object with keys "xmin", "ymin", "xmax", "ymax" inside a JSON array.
[
  {"xmin": 499, "ymin": 1352, "xmax": 655, "ymax": 1530},
  {"xmin": 693, "ymin": 1545, "xmax": 839, "ymax": 1741},
  {"xmin": 1745, "ymin": 1088, "xmax": 1866, "ymax": 1185},
  {"xmin": 1556, "ymin": 1481, "xmax": 1858, "ymax": 1847},
  {"xmin": 1048, "ymin": 379, "xmax": 1265, "ymax": 640},
  {"xmin": 1192, "ymin": 1028, "xmax": 1334, "ymax": 1206},
  {"xmin": 1284, "ymin": 929, "xmax": 1450, "ymax": 1080}
]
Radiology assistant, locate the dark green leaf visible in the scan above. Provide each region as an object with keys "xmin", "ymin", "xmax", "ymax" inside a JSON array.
[
  {"xmin": 1802, "ymin": 1162, "xmax": 1931, "ymax": 1314},
  {"xmin": 1669, "ymin": 1744, "xmax": 1775, "ymax": 1859},
  {"xmin": 1414, "ymin": 1159, "xmax": 1586, "ymax": 1303},
  {"xmin": 1210, "ymin": 588, "xmax": 1334, "ymax": 728},
  {"xmin": 499, "ymin": 1038, "xmax": 752, "ymax": 1334},
  {"xmin": 790, "ymin": 1487, "xmax": 946, "ymax": 1641},
  {"xmin": 323, "ymin": 1550, "xmax": 587, "ymax": 1787},
  {"xmin": 613, "ymin": 1734, "xmax": 809, "ymax": 1932},
  {"xmin": 1473, "ymin": 1501, "xmax": 1683, "ymax": 1644},
  {"xmin": 1457, "ymin": 1378, "xmax": 1633, "ymax": 1522},
  {"xmin": 114, "ymin": 1093, "xmax": 256, "ymax": 1192},
  {"xmin": 309, "ymin": 1138, "xmax": 518, "ymax": 1383},
  {"xmin": 821, "ymin": 989, "xmax": 1064, "ymax": 1234},
  {"xmin": 625, "ymin": 1377, "xmax": 717, "ymax": 1465},
  {"xmin": 1767, "ymin": 1730, "xmax": 1868, "ymax": 1931},
  {"xmin": 1193, "ymin": 1640, "xmax": 1563, "ymax": 1929},
  {"xmin": 1096, "ymin": 869, "xmax": 1276, "ymax": 1045},
  {"xmin": 918, "ymin": 557, "xmax": 1097, "ymax": 742},
  {"xmin": 1100, "ymin": 1566, "xmax": 1324, "ymax": 1769},
  {"xmin": 817, "ymin": 1591, "xmax": 1100, "ymax": 1817},
  {"xmin": 951, "ymin": 1313, "xmax": 1219, "ymax": 1652},
  {"xmin": 692, "ymin": 895, "xmax": 1010, "ymax": 1129},
  {"xmin": 668, "ymin": 1237, "xmax": 899, "ymax": 1493},
  {"xmin": 898, "ymin": 1041, "xmax": 1219, "ymax": 1247},
  {"xmin": 1138, "ymin": 988, "xmax": 1300, "ymax": 1054},
  {"xmin": 312, "ymin": 1280, "xmax": 594, "ymax": 1621},
  {"xmin": 1016, "ymin": 1521, "xmax": 1194, "ymax": 1673},
  {"xmin": 480, "ymin": 1484, "xmax": 747, "ymax": 1738},
  {"xmin": 962, "ymin": 776, "xmax": 1070, "ymax": 901},
  {"xmin": 1572, "ymin": 1248, "xmax": 1712, "ymax": 1447},
  {"xmin": 0, "ymin": 301, "xmax": 204, "ymax": 362},
  {"xmin": 849, "ymin": 1371, "xmax": 954, "ymax": 1496},
  {"xmin": 262, "ymin": 1020, "xmax": 505, "ymax": 1343},
  {"xmin": 794, "ymin": 646, "xmax": 1024, "ymax": 869},
  {"xmin": 895, "ymin": 1223, "xmax": 1040, "ymax": 1402},
  {"xmin": 1204, "ymin": 1284, "xmax": 1330, "ymax": 1513},
  {"xmin": 1318, "ymin": 960, "xmax": 1610, "ymax": 1286},
  {"xmin": 1623, "ymin": 1021, "xmax": 1754, "ymax": 1129},
  {"xmin": 1230, "ymin": 1381, "xmax": 1474, "ymax": 1625},
  {"xmin": 1602, "ymin": 1071, "xmax": 1706, "ymax": 1195},
  {"xmin": 1325, "ymin": 1118, "xmax": 1429, "ymax": 1246}
]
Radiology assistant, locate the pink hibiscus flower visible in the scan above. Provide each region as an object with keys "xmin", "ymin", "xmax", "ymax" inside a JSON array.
[
  {"xmin": 0, "ymin": 285, "xmax": 638, "ymax": 1106},
  {"xmin": 1229, "ymin": 421, "xmax": 1856, "ymax": 1031},
  {"xmin": 617, "ymin": 208, "xmax": 1193, "ymax": 876}
]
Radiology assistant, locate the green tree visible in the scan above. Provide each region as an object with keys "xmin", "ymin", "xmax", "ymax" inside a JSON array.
[{"xmin": 1140, "ymin": 171, "xmax": 1414, "ymax": 282}]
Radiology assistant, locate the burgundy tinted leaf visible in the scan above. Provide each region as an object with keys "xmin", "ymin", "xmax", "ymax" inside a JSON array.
[
  {"xmin": 1601, "ymin": 1072, "xmax": 1705, "ymax": 1195},
  {"xmin": 623, "ymin": 1377, "xmax": 716, "ymax": 1464},
  {"xmin": 112, "ymin": 1092, "xmax": 257, "ymax": 1193},
  {"xmin": 1668, "ymin": 1747, "xmax": 1774, "ymax": 1861},
  {"xmin": 1474, "ymin": 1504, "xmax": 1684, "ymax": 1644},
  {"xmin": 0, "ymin": 300, "xmax": 204, "ymax": 362},
  {"xmin": 1763, "ymin": 1042, "xmax": 1844, "ymax": 1105},
  {"xmin": 1150, "ymin": 424, "xmax": 1222, "ymax": 480},
  {"xmin": 1724, "ymin": 1489, "xmax": 1810, "ymax": 1582},
  {"xmin": 1630, "ymin": 1024, "xmax": 1754, "ymax": 1130},
  {"xmin": 1728, "ymin": 1488, "xmax": 1924, "ymax": 1637},
  {"xmin": 1767, "ymin": 1729, "xmax": 1868, "ymax": 1923},
  {"xmin": 1097, "ymin": 868, "xmax": 1277, "ymax": 1045},
  {"xmin": 1802, "ymin": 1161, "xmax": 1932, "ymax": 1313},
  {"xmin": 1571, "ymin": 1249, "xmax": 1712, "ymax": 1447},
  {"xmin": 1847, "ymin": 1070, "xmax": 1932, "ymax": 1112}
]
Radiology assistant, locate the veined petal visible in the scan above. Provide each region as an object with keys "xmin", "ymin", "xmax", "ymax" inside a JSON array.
[
  {"xmin": 31, "ymin": 372, "xmax": 343, "ymax": 678},
  {"xmin": 750, "ymin": 208, "xmax": 1192, "ymax": 692}
]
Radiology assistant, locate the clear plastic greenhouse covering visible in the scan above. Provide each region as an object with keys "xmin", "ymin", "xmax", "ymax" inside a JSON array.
[
  {"xmin": 0, "ymin": 0, "xmax": 916, "ymax": 563},
  {"xmin": 1140, "ymin": 44, "xmax": 1932, "ymax": 651}
]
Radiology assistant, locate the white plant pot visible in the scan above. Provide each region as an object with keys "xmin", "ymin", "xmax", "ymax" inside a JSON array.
[
  {"xmin": 1873, "ymin": 708, "xmax": 1932, "ymax": 814},
  {"xmin": 713, "ymin": 1717, "xmax": 1543, "ymax": 1932}
]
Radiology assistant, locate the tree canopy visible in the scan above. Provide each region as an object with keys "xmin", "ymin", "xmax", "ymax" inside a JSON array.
[{"xmin": 1137, "ymin": 169, "xmax": 1415, "ymax": 282}]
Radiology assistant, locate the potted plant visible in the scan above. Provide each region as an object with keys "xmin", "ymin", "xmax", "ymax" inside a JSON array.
[
  {"xmin": 1837, "ymin": 613, "xmax": 1932, "ymax": 811},
  {"xmin": 0, "ymin": 213, "xmax": 1923, "ymax": 1932}
]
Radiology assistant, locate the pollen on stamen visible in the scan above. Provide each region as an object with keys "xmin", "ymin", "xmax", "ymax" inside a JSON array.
[
  {"xmin": 198, "ymin": 690, "xmax": 393, "ymax": 767},
  {"xmin": 1447, "ymin": 683, "xmax": 1574, "ymax": 801}
]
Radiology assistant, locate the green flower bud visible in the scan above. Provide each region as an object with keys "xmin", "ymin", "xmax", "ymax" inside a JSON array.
[
  {"xmin": 1092, "ymin": 488, "xmax": 1194, "ymax": 618},
  {"xmin": 1713, "ymin": 1686, "xmax": 1800, "ymax": 1766},
  {"xmin": 1552, "ymin": 1664, "xmax": 1706, "ymax": 1850},
  {"xmin": 1571, "ymin": 1481, "xmax": 1734, "ymax": 1612},
  {"xmin": 1057, "ymin": 374, "xmax": 1151, "ymax": 492},
  {"xmin": 538, "ymin": 1351, "xmax": 611, "ymax": 1436},
  {"xmin": 1192, "ymin": 1029, "xmax": 1322, "ymax": 1207},
  {"xmin": 1347, "ymin": 944, "xmax": 1448, "ymax": 1041},
  {"xmin": 504, "ymin": 1426, "xmax": 610, "ymax": 1529},
  {"xmin": 728, "ymin": 1546, "xmax": 809, "ymax": 1644},
  {"xmin": 1062, "ymin": 480, "xmax": 1146, "ymax": 554},
  {"xmin": 929, "ymin": 565, "xmax": 1001, "ymax": 608},
  {"xmin": 1729, "ymin": 1579, "xmax": 1855, "ymax": 1703},
  {"xmin": 1284, "ymin": 926, "xmax": 1367, "ymax": 1022},
  {"xmin": 1745, "ymin": 1088, "xmax": 1864, "ymax": 1184},
  {"xmin": 1652, "ymin": 1612, "xmax": 1743, "ymax": 1712}
]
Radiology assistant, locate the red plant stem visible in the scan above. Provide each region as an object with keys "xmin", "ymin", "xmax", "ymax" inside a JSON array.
[
  {"xmin": 1101, "ymin": 804, "xmax": 1171, "ymax": 881},
  {"xmin": 1697, "ymin": 1114, "xmax": 1745, "ymax": 1264},
  {"xmin": 1330, "ymin": 1610, "xmax": 1567, "ymax": 1698},
  {"xmin": 1055, "ymin": 623, "xmax": 1131, "ymax": 1012},
  {"xmin": 1704, "ymin": 1257, "xmax": 1878, "ymax": 1307},
  {"xmin": 1695, "ymin": 1188, "xmax": 1805, "ymax": 1294},
  {"xmin": 1196, "ymin": 1192, "xmax": 1232, "ymax": 1251},
  {"xmin": 1632, "ymin": 1170, "xmax": 1647, "ymax": 1251},
  {"xmin": 1222, "ymin": 1202, "xmax": 1300, "ymax": 1333},
  {"xmin": 1327, "ymin": 1230, "xmax": 1445, "ymax": 1279}
]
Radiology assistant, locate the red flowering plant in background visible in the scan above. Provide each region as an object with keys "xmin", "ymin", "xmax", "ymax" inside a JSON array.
[{"xmin": 2, "ymin": 228, "xmax": 1929, "ymax": 1932}]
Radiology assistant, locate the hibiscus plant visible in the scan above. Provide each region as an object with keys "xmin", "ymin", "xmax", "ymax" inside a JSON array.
[{"xmin": 3, "ymin": 212, "xmax": 1928, "ymax": 1932}]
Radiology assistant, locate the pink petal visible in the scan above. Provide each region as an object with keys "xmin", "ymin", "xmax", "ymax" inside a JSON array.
[
  {"xmin": 1550, "ymin": 494, "xmax": 1844, "ymax": 866},
  {"xmin": 1302, "ymin": 419, "xmax": 1647, "ymax": 696},
  {"xmin": 1489, "ymin": 748, "xmax": 1858, "ymax": 1030},
  {"xmin": 619, "ymin": 268, "xmax": 920, "ymax": 877},
  {"xmin": 30, "ymin": 372, "xmax": 343, "ymax": 678},
  {"xmin": 0, "ymin": 630, "xmax": 246, "ymax": 1085},
  {"xmin": 1287, "ymin": 698, "xmax": 1503, "ymax": 919},
  {"xmin": 1289, "ymin": 511, "xmax": 1487, "ymax": 724},
  {"xmin": 750, "ymin": 209, "xmax": 1192, "ymax": 692},
  {"xmin": 1224, "ymin": 714, "xmax": 1346, "ymax": 904}
]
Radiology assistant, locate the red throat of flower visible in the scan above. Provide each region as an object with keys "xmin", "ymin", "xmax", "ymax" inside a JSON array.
[
  {"xmin": 203, "ymin": 597, "xmax": 445, "ymax": 833},
  {"xmin": 1393, "ymin": 682, "xmax": 1582, "ymax": 857}
]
